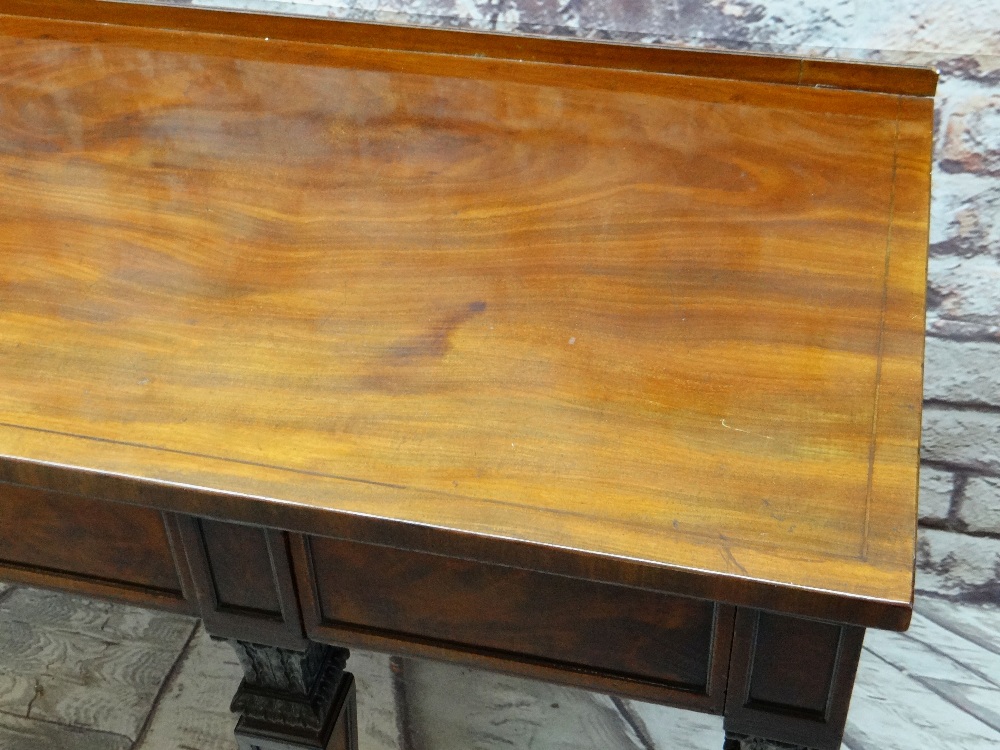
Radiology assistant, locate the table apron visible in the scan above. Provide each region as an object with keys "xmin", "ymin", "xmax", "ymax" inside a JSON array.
[{"xmin": 0, "ymin": 483, "xmax": 866, "ymax": 747}]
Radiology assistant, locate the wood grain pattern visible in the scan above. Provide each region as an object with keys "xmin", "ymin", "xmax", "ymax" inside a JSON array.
[
  {"xmin": 200, "ymin": 520, "xmax": 282, "ymax": 615},
  {"xmin": 0, "ymin": 4, "xmax": 934, "ymax": 628},
  {"xmin": 746, "ymin": 613, "xmax": 843, "ymax": 716}
]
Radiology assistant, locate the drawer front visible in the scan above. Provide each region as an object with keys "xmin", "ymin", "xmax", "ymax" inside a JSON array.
[
  {"xmin": 0, "ymin": 483, "xmax": 191, "ymax": 612},
  {"xmin": 296, "ymin": 535, "xmax": 733, "ymax": 710}
]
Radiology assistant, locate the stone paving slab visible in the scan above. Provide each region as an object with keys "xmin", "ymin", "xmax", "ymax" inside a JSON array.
[
  {"xmin": 401, "ymin": 657, "xmax": 644, "ymax": 750},
  {"xmin": 352, "ymin": 650, "xmax": 404, "ymax": 750},
  {"xmin": 864, "ymin": 623, "xmax": 996, "ymax": 689},
  {"xmin": 906, "ymin": 609, "xmax": 1000, "ymax": 688},
  {"xmin": 132, "ymin": 626, "xmax": 241, "ymax": 750},
  {"xmin": 2, "ymin": 583, "xmax": 1000, "ymax": 750},
  {"xmin": 130, "ymin": 626, "xmax": 406, "ymax": 750},
  {"xmin": 845, "ymin": 644, "xmax": 1000, "ymax": 750},
  {"xmin": 916, "ymin": 599, "xmax": 1000, "ymax": 656},
  {"xmin": 0, "ymin": 587, "xmax": 195, "ymax": 646},
  {"xmin": 619, "ymin": 699, "xmax": 723, "ymax": 749},
  {"xmin": 0, "ymin": 711, "xmax": 131, "ymax": 750},
  {"xmin": 0, "ymin": 586, "xmax": 195, "ymax": 746}
]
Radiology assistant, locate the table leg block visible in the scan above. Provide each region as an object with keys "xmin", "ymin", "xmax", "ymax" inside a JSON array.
[
  {"xmin": 177, "ymin": 516, "xmax": 307, "ymax": 650},
  {"xmin": 723, "ymin": 608, "xmax": 865, "ymax": 750},
  {"xmin": 227, "ymin": 640, "xmax": 358, "ymax": 750}
]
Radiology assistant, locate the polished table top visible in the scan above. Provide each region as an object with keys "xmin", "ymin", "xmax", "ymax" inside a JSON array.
[{"xmin": 0, "ymin": 2, "xmax": 933, "ymax": 630}]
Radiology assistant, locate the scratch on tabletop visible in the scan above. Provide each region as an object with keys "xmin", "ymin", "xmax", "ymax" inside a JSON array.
[
  {"xmin": 720, "ymin": 540, "xmax": 749, "ymax": 576},
  {"xmin": 721, "ymin": 418, "xmax": 774, "ymax": 440}
]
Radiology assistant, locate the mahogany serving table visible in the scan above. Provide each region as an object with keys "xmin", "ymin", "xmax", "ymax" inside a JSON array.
[{"xmin": 0, "ymin": 2, "xmax": 935, "ymax": 749}]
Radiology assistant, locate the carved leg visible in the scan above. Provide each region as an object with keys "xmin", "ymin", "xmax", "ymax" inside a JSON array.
[{"xmin": 227, "ymin": 640, "xmax": 358, "ymax": 750}]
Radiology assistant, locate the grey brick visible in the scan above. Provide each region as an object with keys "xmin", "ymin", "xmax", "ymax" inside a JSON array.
[
  {"xmin": 940, "ymin": 95, "xmax": 1000, "ymax": 177},
  {"xmin": 938, "ymin": 56, "xmax": 1000, "ymax": 83},
  {"xmin": 959, "ymin": 476, "xmax": 1000, "ymax": 534},
  {"xmin": 919, "ymin": 466, "xmax": 955, "ymax": 521},
  {"xmin": 924, "ymin": 338, "xmax": 1000, "ymax": 407},
  {"xmin": 927, "ymin": 255, "xmax": 1000, "ymax": 340},
  {"xmin": 921, "ymin": 406, "xmax": 1000, "ymax": 473},
  {"xmin": 927, "ymin": 171, "xmax": 1000, "ymax": 256},
  {"xmin": 916, "ymin": 528, "xmax": 1000, "ymax": 599}
]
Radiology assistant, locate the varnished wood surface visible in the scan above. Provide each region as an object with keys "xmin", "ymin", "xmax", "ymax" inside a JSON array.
[
  {"xmin": 1, "ymin": 0, "xmax": 938, "ymax": 96},
  {"xmin": 304, "ymin": 536, "xmax": 720, "ymax": 692},
  {"xmin": 176, "ymin": 517, "xmax": 307, "ymax": 649},
  {"xmin": 0, "ymin": 485, "xmax": 179, "ymax": 591},
  {"xmin": 0, "ymin": 484, "xmax": 193, "ymax": 612},
  {"xmin": 0, "ymin": 4, "xmax": 933, "ymax": 628},
  {"xmin": 725, "ymin": 610, "xmax": 866, "ymax": 749}
]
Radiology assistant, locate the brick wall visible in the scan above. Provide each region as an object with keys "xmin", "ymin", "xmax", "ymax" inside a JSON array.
[
  {"xmin": 144, "ymin": 0, "xmax": 1000, "ymax": 600},
  {"xmin": 919, "ymin": 46, "xmax": 1000, "ymax": 601}
]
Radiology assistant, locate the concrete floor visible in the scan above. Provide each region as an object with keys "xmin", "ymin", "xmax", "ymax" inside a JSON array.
[{"xmin": 0, "ymin": 580, "xmax": 998, "ymax": 750}]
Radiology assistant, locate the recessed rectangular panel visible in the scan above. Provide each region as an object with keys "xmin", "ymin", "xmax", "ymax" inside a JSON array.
[
  {"xmin": 175, "ymin": 516, "xmax": 306, "ymax": 648},
  {"xmin": 0, "ymin": 483, "xmax": 181, "ymax": 593},
  {"xmin": 309, "ymin": 536, "xmax": 716, "ymax": 689},
  {"xmin": 199, "ymin": 518, "xmax": 281, "ymax": 615},
  {"xmin": 748, "ymin": 612, "xmax": 842, "ymax": 716},
  {"xmin": 725, "ymin": 608, "xmax": 865, "ymax": 750}
]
